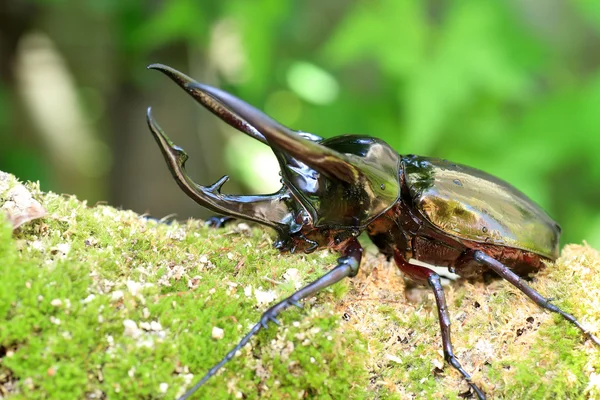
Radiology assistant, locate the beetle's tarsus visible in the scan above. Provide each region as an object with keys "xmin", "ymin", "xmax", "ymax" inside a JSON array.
[
  {"xmin": 205, "ymin": 215, "xmax": 236, "ymax": 228},
  {"xmin": 177, "ymin": 239, "xmax": 363, "ymax": 400}
]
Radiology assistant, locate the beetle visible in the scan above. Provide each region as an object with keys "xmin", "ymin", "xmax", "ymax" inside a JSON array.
[{"xmin": 146, "ymin": 64, "xmax": 599, "ymax": 400}]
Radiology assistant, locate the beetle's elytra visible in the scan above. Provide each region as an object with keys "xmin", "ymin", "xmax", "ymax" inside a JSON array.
[{"xmin": 146, "ymin": 64, "xmax": 599, "ymax": 400}]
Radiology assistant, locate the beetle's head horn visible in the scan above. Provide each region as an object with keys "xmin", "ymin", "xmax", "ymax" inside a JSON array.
[{"xmin": 146, "ymin": 64, "xmax": 401, "ymax": 230}]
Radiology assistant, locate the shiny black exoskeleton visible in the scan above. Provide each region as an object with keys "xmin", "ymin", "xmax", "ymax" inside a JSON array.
[{"xmin": 146, "ymin": 64, "xmax": 599, "ymax": 400}]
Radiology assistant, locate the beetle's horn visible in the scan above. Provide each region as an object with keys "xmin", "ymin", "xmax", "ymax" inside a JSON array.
[
  {"xmin": 149, "ymin": 64, "xmax": 286, "ymax": 145},
  {"xmin": 147, "ymin": 64, "xmax": 364, "ymax": 185},
  {"xmin": 145, "ymin": 107, "xmax": 291, "ymax": 232}
]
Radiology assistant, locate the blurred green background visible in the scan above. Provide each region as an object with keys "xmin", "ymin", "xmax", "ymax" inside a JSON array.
[{"xmin": 1, "ymin": 0, "xmax": 599, "ymax": 248}]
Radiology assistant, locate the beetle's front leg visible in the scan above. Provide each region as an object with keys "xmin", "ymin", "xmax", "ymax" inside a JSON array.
[
  {"xmin": 178, "ymin": 239, "xmax": 363, "ymax": 400},
  {"xmin": 394, "ymin": 251, "xmax": 486, "ymax": 400}
]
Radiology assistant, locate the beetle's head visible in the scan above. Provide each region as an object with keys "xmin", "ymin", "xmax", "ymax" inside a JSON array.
[{"xmin": 146, "ymin": 64, "xmax": 401, "ymax": 236}]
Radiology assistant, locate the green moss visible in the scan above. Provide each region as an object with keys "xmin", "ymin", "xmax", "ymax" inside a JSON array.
[
  {"xmin": 0, "ymin": 180, "xmax": 369, "ymax": 399},
  {"xmin": 1, "ymin": 175, "xmax": 599, "ymax": 399}
]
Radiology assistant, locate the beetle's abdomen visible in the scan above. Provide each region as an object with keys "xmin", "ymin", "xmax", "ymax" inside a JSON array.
[{"xmin": 403, "ymin": 156, "xmax": 561, "ymax": 260}]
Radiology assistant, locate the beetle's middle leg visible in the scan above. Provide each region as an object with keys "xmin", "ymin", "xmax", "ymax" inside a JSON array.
[
  {"xmin": 178, "ymin": 239, "xmax": 363, "ymax": 400},
  {"xmin": 394, "ymin": 250, "xmax": 486, "ymax": 400},
  {"xmin": 468, "ymin": 250, "xmax": 600, "ymax": 346}
]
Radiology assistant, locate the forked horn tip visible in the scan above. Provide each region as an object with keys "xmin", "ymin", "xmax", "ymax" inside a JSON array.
[{"xmin": 209, "ymin": 175, "xmax": 230, "ymax": 193}]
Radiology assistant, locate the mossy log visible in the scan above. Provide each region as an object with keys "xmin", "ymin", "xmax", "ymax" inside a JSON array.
[{"xmin": 1, "ymin": 172, "xmax": 599, "ymax": 399}]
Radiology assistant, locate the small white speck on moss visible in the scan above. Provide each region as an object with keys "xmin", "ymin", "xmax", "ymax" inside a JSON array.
[
  {"xmin": 31, "ymin": 240, "xmax": 44, "ymax": 251},
  {"xmin": 111, "ymin": 290, "xmax": 124, "ymax": 302},
  {"xmin": 50, "ymin": 298, "xmax": 63, "ymax": 307},
  {"xmin": 587, "ymin": 372, "xmax": 600, "ymax": 393},
  {"xmin": 82, "ymin": 294, "xmax": 95, "ymax": 304},
  {"xmin": 123, "ymin": 319, "xmax": 141, "ymax": 338},
  {"xmin": 283, "ymin": 268, "xmax": 302, "ymax": 289},
  {"xmin": 159, "ymin": 383, "xmax": 169, "ymax": 393},
  {"xmin": 385, "ymin": 353, "xmax": 402, "ymax": 364},
  {"xmin": 126, "ymin": 280, "xmax": 143, "ymax": 296},
  {"xmin": 187, "ymin": 276, "xmax": 201, "ymax": 289},
  {"xmin": 254, "ymin": 288, "xmax": 277, "ymax": 306},
  {"xmin": 212, "ymin": 326, "xmax": 225, "ymax": 340},
  {"xmin": 54, "ymin": 242, "xmax": 71, "ymax": 257},
  {"xmin": 150, "ymin": 321, "xmax": 162, "ymax": 331}
]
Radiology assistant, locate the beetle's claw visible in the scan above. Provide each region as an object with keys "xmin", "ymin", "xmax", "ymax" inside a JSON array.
[{"xmin": 289, "ymin": 300, "xmax": 303, "ymax": 309}]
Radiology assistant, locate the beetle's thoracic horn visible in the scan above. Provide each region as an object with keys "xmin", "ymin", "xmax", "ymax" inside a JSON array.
[
  {"xmin": 147, "ymin": 63, "xmax": 367, "ymax": 185},
  {"xmin": 147, "ymin": 64, "xmax": 271, "ymax": 145},
  {"xmin": 146, "ymin": 107, "xmax": 292, "ymax": 232}
]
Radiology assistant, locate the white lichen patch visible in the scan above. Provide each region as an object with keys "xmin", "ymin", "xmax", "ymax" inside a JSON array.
[
  {"xmin": 123, "ymin": 319, "xmax": 142, "ymax": 339},
  {"xmin": 110, "ymin": 290, "xmax": 124, "ymax": 302},
  {"xmin": 52, "ymin": 242, "xmax": 71, "ymax": 258},
  {"xmin": 212, "ymin": 326, "xmax": 225, "ymax": 340},
  {"xmin": 166, "ymin": 228, "xmax": 186, "ymax": 241},
  {"xmin": 283, "ymin": 268, "xmax": 303, "ymax": 290},
  {"xmin": 254, "ymin": 287, "xmax": 277, "ymax": 306},
  {"xmin": 50, "ymin": 298, "xmax": 63, "ymax": 307}
]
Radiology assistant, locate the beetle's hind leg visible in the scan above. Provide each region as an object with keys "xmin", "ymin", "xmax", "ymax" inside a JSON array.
[
  {"xmin": 471, "ymin": 250, "xmax": 600, "ymax": 346},
  {"xmin": 178, "ymin": 239, "xmax": 363, "ymax": 400},
  {"xmin": 394, "ymin": 251, "xmax": 486, "ymax": 400}
]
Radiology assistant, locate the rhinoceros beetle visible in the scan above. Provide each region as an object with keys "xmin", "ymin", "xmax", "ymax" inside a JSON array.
[{"xmin": 146, "ymin": 64, "xmax": 599, "ymax": 400}]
